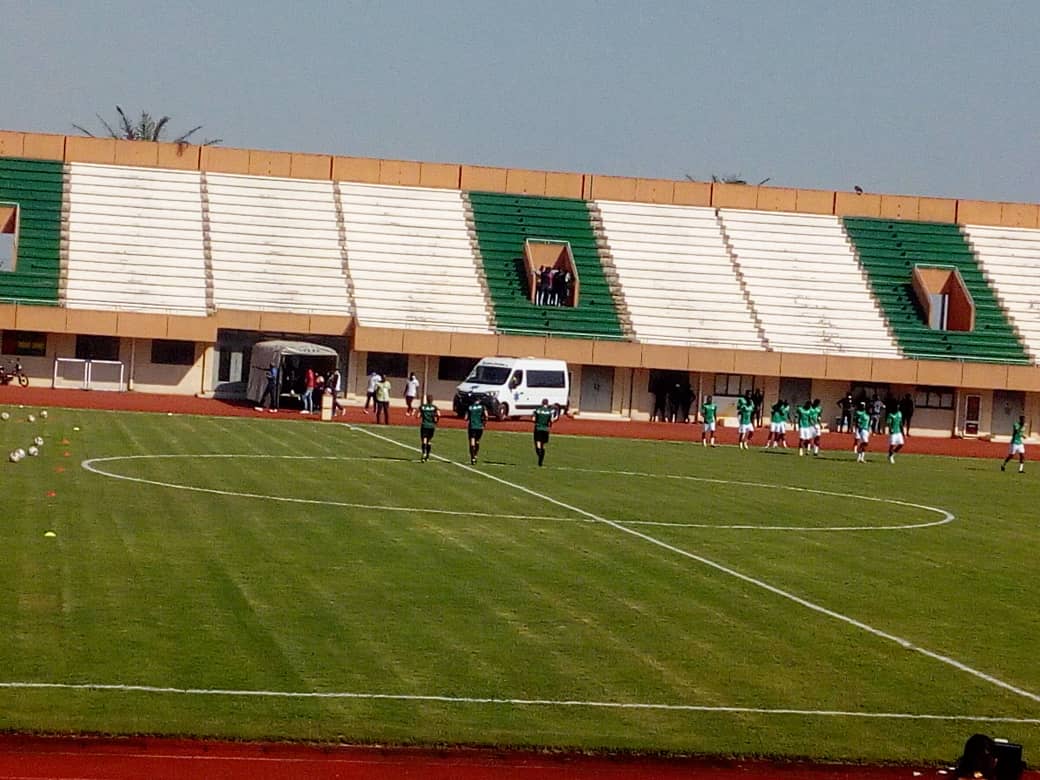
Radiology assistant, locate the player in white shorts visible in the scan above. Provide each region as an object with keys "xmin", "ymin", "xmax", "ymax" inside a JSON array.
[
  {"xmin": 854, "ymin": 402, "xmax": 871, "ymax": 462},
  {"xmin": 886, "ymin": 407, "xmax": 905, "ymax": 464},
  {"xmin": 1001, "ymin": 415, "xmax": 1027, "ymax": 473}
]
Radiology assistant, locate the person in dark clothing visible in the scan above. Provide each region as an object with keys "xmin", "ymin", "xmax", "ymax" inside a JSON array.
[
  {"xmin": 255, "ymin": 363, "xmax": 279, "ymax": 412},
  {"xmin": 751, "ymin": 387, "xmax": 764, "ymax": 427},
  {"xmin": 899, "ymin": 393, "xmax": 915, "ymax": 436},
  {"xmin": 837, "ymin": 392, "xmax": 854, "ymax": 433}
]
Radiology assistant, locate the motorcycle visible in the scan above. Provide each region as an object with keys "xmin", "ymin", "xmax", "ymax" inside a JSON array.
[{"xmin": 0, "ymin": 360, "xmax": 29, "ymax": 387}]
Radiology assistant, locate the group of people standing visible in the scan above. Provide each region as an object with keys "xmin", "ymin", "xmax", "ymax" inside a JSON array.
[
  {"xmin": 255, "ymin": 362, "xmax": 342, "ymax": 415},
  {"xmin": 364, "ymin": 371, "xmax": 422, "ymax": 424},
  {"xmin": 698, "ymin": 390, "xmax": 909, "ymax": 464},
  {"xmin": 837, "ymin": 392, "xmax": 915, "ymax": 436},
  {"xmin": 534, "ymin": 266, "xmax": 573, "ymax": 306}
]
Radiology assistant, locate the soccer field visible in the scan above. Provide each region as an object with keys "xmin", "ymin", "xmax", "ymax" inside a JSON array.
[{"xmin": 1, "ymin": 406, "xmax": 1038, "ymax": 763}]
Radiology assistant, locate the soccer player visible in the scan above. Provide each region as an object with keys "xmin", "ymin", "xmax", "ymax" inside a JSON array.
[
  {"xmin": 532, "ymin": 398, "xmax": 554, "ymax": 467},
  {"xmin": 854, "ymin": 401, "xmax": 871, "ymax": 463},
  {"xmin": 700, "ymin": 395, "xmax": 718, "ymax": 447},
  {"xmin": 795, "ymin": 401, "xmax": 814, "ymax": 456},
  {"xmin": 886, "ymin": 404, "xmax": 904, "ymax": 464},
  {"xmin": 418, "ymin": 394, "xmax": 439, "ymax": 462},
  {"xmin": 810, "ymin": 398, "xmax": 824, "ymax": 456},
  {"xmin": 466, "ymin": 399, "xmax": 488, "ymax": 465},
  {"xmin": 765, "ymin": 399, "xmax": 788, "ymax": 448},
  {"xmin": 1001, "ymin": 415, "xmax": 1027, "ymax": 473},
  {"xmin": 736, "ymin": 390, "xmax": 755, "ymax": 450}
]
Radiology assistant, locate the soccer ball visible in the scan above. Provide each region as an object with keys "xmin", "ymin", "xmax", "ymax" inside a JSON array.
[
  {"xmin": 27, "ymin": 414, "xmax": 35, "ymax": 423},
  {"xmin": 27, "ymin": 446, "xmax": 39, "ymax": 457},
  {"xmin": 9, "ymin": 450, "xmax": 23, "ymax": 463},
  {"xmin": 0, "ymin": 412, "xmax": 8, "ymax": 421},
  {"xmin": 33, "ymin": 436, "xmax": 44, "ymax": 446},
  {"xmin": 40, "ymin": 410, "xmax": 48, "ymax": 419}
]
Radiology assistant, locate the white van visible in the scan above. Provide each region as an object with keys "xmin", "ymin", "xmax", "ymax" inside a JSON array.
[{"xmin": 453, "ymin": 357, "xmax": 570, "ymax": 420}]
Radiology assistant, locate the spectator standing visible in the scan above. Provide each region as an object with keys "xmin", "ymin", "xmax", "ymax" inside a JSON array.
[
  {"xmin": 364, "ymin": 370, "xmax": 380, "ymax": 413},
  {"xmin": 837, "ymin": 392, "xmax": 854, "ymax": 433},
  {"xmin": 255, "ymin": 363, "xmax": 279, "ymax": 412},
  {"xmin": 374, "ymin": 374, "xmax": 391, "ymax": 424},
  {"xmin": 751, "ymin": 388, "xmax": 764, "ymax": 427},
  {"xmin": 328, "ymin": 368, "xmax": 344, "ymax": 416},
  {"xmin": 418, "ymin": 395, "xmax": 440, "ymax": 462},
  {"xmin": 301, "ymin": 367, "xmax": 316, "ymax": 414},
  {"xmin": 404, "ymin": 372, "xmax": 421, "ymax": 416},
  {"xmin": 869, "ymin": 394, "xmax": 885, "ymax": 433},
  {"xmin": 899, "ymin": 393, "xmax": 915, "ymax": 436}
]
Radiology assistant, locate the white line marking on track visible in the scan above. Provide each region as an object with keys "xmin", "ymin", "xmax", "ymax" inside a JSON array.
[
  {"xmin": 348, "ymin": 424, "xmax": 1040, "ymax": 706},
  {"xmin": 80, "ymin": 454, "xmax": 586, "ymax": 524},
  {"xmin": 552, "ymin": 466, "xmax": 954, "ymax": 531},
  {"xmin": 0, "ymin": 681, "xmax": 1037, "ymax": 725}
]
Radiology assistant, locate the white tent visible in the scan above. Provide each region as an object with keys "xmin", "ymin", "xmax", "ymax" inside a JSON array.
[{"xmin": 246, "ymin": 340, "xmax": 340, "ymax": 405}]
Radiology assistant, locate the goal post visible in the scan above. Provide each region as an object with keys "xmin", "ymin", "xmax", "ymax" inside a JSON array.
[{"xmin": 52, "ymin": 358, "xmax": 126, "ymax": 391}]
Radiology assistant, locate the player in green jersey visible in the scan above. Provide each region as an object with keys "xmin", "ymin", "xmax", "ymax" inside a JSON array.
[
  {"xmin": 700, "ymin": 395, "xmax": 718, "ymax": 447},
  {"xmin": 765, "ymin": 399, "xmax": 789, "ymax": 449},
  {"xmin": 418, "ymin": 395, "xmax": 440, "ymax": 462},
  {"xmin": 795, "ymin": 401, "xmax": 814, "ymax": 456},
  {"xmin": 736, "ymin": 391, "xmax": 755, "ymax": 450},
  {"xmin": 886, "ymin": 408, "xmax": 904, "ymax": 464},
  {"xmin": 466, "ymin": 400, "xmax": 488, "ymax": 465},
  {"xmin": 1001, "ymin": 415, "xmax": 1027, "ymax": 473},
  {"xmin": 854, "ymin": 402, "xmax": 871, "ymax": 463},
  {"xmin": 532, "ymin": 399, "xmax": 555, "ymax": 467},
  {"xmin": 810, "ymin": 398, "xmax": 823, "ymax": 456}
]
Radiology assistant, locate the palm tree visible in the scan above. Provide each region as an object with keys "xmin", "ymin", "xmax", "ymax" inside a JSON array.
[
  {"xmin": 685, "ymin": 174, "xmax": 772, "ymax": 186},
  {"xmin": 73, "ymin": 106, "xmax": 221, "ymax": 145}
]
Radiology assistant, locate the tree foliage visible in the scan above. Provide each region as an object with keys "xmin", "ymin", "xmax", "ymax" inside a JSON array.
[{"xmin": 73, "ymin": 106, "xmax": 221, "ymax": 145}]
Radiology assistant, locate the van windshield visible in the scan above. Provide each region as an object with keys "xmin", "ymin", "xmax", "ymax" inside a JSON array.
[{"xmin": 466, "ymin": 365, "xmax": 512, "ymax": 385}]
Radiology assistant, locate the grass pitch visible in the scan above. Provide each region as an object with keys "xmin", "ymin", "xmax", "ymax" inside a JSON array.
[{"xmin": 1, "ymin": 405, "xmax": 1038, "ymax": 763}]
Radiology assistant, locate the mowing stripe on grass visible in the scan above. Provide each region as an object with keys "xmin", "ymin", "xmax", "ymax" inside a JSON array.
[
  {"xmin": 1, "ymin": 681, "xmax": 1038, "ymax": 725},
  {"xmin": 348, "ymin": 424, "xmax": 1040, "ymax": 707},
  {"xmin": 80, "ymin": 454, "xmax": 587, "ymax": 524},
  {"xmin": 553, "ymin": 466, "xmax": 954, "ymax": 531}
]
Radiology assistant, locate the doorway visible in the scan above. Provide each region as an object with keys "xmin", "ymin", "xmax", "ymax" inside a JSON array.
[{"xmin": 580, "ymin": 365, "xmax": 615, "ymax": 413}]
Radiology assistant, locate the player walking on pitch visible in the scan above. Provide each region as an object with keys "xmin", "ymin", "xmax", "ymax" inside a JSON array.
[
  {"xmin": 701, "ymin": 395, "xmax": 718, "ymax": 447},
  {"xmin": 810, "ymin": 399, "xmax": 824, "ymax": 456},
  {"xmin": 1001, "ymin": 415, "xmax": 1027, "ymax": 473},
  {"xmin": 886, "ymin": 405, "xmax": 904, "ymax": 464},
  {"xmin": 418, "ymin": 395, "xmax": 440, "ymax": 462},
  {"xmin": 532, "ymin": 399, "xmax": 554, "ymax": 467},
  {"xmin": 736, "ymin": 391, "xmax": 755, "ymax": 450},
  {"xmin": 466, "ymin": 400, "xmax": 488, "ymax": 465},
  {"xmin": 796, "ymin": 401, "xmax": 814, "ymax": 456},
  {"xmin": 854, "ymin": 402, "xmax": 871, "ymax": 463}
]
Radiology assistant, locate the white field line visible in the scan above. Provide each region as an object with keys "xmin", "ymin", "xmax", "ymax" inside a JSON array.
[
  {"xmin": 349, "ymin": 424, "xmax": 1040, "ymax": 707},
  {"xmin": 552, "ymin": 466, "xmax": 954, "ymax": 531},
  {"xmin": 1, "ymin": 681, "xmax": 1038, "ymax": 725},
  {"xmin": 79, "ymin": 454, "xmax": 586, "ymax": 524}
]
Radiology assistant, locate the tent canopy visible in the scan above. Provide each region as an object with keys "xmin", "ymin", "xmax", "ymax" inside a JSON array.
[{"xmin": 246, "ymin": 340, "xmax": 339, "ymax": 403}]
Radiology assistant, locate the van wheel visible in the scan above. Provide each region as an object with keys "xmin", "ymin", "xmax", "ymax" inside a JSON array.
[{"xmin": 495, "ymin": 401, "xmax": 510, "ymax": 421}]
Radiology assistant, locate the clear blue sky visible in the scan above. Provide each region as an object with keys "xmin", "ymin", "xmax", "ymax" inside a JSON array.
[{"xmin": 2, "ymin": 1, "xmax": 1037, "ymax": 202}]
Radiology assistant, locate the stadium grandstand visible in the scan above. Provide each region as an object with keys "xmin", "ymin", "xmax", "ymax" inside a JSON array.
[{"xmin": 1, "ymin": 128, "xmax": 1039, "ymax": 440}]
